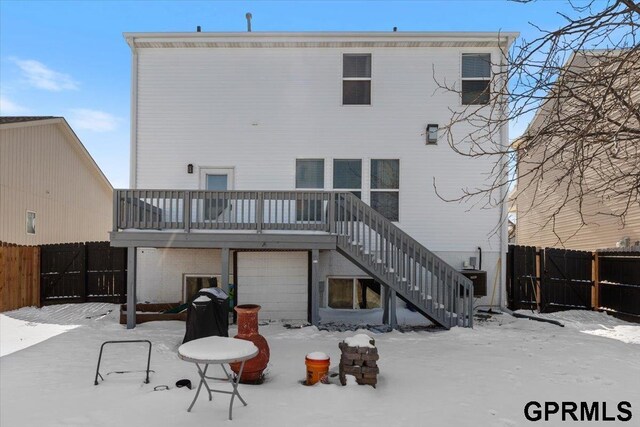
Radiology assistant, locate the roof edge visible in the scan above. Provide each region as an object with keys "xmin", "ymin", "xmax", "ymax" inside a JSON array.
[
  {"xmin": 124, "ymin": 31, "xmax": 520, "ymax": 39},
  {"xmin": 1, "ymin": 117, "xmax": 113, "ymax": 191}
]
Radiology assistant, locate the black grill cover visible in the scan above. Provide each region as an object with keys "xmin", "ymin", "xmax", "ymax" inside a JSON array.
[{"xmin": 182, "ymin": 288, "xmax": 229, "ymax": 344}]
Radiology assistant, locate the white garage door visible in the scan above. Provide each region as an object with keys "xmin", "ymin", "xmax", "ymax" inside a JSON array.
[{"xmin": 237, "ymin": 251, "xmax": 308, "ymax": 321}]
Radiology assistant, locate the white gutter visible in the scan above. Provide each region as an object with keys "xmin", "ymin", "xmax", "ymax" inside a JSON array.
[
  {"xmin": 499, "ymin": 35, "xmax": 516, "ymax": 309},
  {"xmin": 128, "ymin": 36, "xmax": 138, "ymax": 189}
]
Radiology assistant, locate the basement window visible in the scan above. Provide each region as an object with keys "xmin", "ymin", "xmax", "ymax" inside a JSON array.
[
  {"xmin": 26, "ymin": 211, "xmax": 36, "ymax": 234},
  {"xmin": 461, "ymin": 53, "xmax": 491, "ymax": 105},
  {"xmin": 343, "ymin": 54, "xmax": 371, "ymax": 105},
  {"xmin": 327, "ymin": 278, "xmax": 381, "ymax": 309},
  {"xmin": 183, "ymin": 274, "xmax": 234, "ymax": 303}
]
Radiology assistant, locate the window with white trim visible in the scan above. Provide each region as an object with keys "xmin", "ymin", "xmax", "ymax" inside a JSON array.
[
  {"xmin": 343, "ymin": 54, "xmax": 371, "ymax": 105},
  {"xmin": 327, "ymin": 278, "xmax": 381, "ymax": 309},
  {"xmin": 461, "ymin": 53, "xmax": 491, "ymax": 105},
  {"xmin": 296, "ymin": 159, "xmax": 324, "ymax": 221},
  {"xmin": 296, "ymin": 159, "xmax": 324, "ymax": 189},
  {"xmin": 26, "ymin": 211, "xmax": 36, "ymax": 234},
  {"xmin": 370, "ymin": 159, "xmax": 399, "ymax": 221},
  {"xmin": 333, "ymin": 159, "xmax": 362, "ymax": 198}
]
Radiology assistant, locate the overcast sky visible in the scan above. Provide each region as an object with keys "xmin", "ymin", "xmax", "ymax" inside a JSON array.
[{"xmin": 1, "ymin": 0, "xmax": 586, "ymax": 188}]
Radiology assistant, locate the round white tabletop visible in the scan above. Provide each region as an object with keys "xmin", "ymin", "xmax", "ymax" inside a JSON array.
[{"xmin": 178, "ymin": 336, "xmax": 258, "ymax": 364}]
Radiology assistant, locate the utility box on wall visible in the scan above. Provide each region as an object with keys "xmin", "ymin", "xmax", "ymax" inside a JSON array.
[{"xmin": 460, "ymin": 270, "xmax": 487, "ymax": 297}]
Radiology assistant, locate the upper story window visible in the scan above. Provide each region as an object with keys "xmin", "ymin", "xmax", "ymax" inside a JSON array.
[
  {"xmin": 333, "ymin": 159, "xmax": 362, "ymax": 198},
  {"xmin": 461, "ymin": 53, "xmax": 491, "ymax": 105},
  {"xmin": 370, "ymin": 159, "xmax": 399, "ymax": 221},
  {"xmin": 343, "ymin": 54, "xmax": 371, "ymax": 105}
]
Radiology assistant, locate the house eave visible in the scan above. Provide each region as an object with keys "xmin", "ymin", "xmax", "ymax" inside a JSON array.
[{"xmin": 123, "ymin": 31, "xmax": 520, "ymax": 49}]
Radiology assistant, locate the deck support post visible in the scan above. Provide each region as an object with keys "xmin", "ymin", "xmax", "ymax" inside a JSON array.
[
  {"xmin": 389, "ymin": 290, "xmax": 397, "ymax": 329},
  {"xmin": 126, "ymin": 247, "xmax": 137, "ymax": 329},
  {"xmin": 310, "ymin": 249, "xmax": 320, "ymax": 326},
  {"xmin": 382, "ymin": 285, "xmax": 397, "ymax": 329},
  {"xmin": 221, "ymin": 248, "xmax": 230, "ymax": 294}
]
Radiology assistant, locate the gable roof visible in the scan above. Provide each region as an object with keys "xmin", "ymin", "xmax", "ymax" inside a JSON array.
[
  {"xmin": 513, "ymin": 49, "xmax": 635, "ymax": 147},
  {"xmin": 0, "ymin": 116, "xmax": 113, "ymax": 191}
]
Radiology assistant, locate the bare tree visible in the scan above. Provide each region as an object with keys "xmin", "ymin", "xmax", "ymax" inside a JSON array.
[{"xmin": 436, "ymin": 0, "xmax": 639, "ymax": 243}]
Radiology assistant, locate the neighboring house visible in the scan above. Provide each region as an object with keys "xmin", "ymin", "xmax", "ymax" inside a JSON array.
[
  {"xmin": 515, "ymin": 52, "xmax": 640, "ymax": 251},
  {"xmin": 112, "ymin": 31, "xmax": 517, "ymax": 328},
  {"xmin": 0, "ymin": 117, "xmax": 113, "ymax": 245}
]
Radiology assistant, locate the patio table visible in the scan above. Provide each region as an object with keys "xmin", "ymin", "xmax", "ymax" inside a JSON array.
[{"xmin": 178, "ymin": 336, "xmax": 258, "ymax": 420}]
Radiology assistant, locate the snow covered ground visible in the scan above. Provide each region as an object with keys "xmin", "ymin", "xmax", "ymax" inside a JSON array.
[{"xmin": 1, "ymin": 304, "xmax": 639, "ymax": 427}]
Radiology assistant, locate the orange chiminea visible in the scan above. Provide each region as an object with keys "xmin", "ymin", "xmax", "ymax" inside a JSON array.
[{"xmin": 230, "ymin": 304, "xmax": 270, "ymax": 383}]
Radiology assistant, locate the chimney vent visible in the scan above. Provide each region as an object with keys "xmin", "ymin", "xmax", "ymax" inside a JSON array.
[
  {"xmin": 393, "ymin": 27, "xmax": 398, "ymax": 32},
  {"xmin": 246, "ymin": 12, "xmax": 252, "ymax": 32},
  {"xmin": 196, "ymin": 26, "xmax": 201, "ymax": 32}
]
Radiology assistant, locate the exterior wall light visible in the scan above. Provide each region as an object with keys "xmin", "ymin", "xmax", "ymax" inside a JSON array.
[
  {"xmin": 187, "ymin": 164, "xmax": 194, "ymax": 174},
  {"xmin": 426, "ymin": 124, "xmax": 438, "ymax": 144}
]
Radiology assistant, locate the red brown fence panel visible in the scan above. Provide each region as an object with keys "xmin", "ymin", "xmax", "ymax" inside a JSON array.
[{"xmin": 0, "ymin": 242, "xmax": 40, "ymax": 312}]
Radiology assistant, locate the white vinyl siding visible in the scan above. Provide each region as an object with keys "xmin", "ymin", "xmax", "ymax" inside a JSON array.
[{"xmin": 134, "ymin": 46, "xmax": 505, "ymax": 253}]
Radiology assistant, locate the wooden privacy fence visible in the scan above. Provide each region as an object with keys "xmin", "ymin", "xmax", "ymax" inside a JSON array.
[
  {"xmin": 598, "ymin": 249, "xmax": 640, "ymax": 316},
  {"xmin": 40, "ymin": 242, "xmax": 127, "ymax": 305},
  {"xmin": 0, "ymin": 242, "xmax": 40, "ymax": 312},
  {"xmin": 507, "ymin": 245, "xmax": 640, "ymax": 316}
]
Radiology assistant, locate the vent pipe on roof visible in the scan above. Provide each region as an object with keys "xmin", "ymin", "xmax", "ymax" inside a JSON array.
[
  {"xmin": 393, "ymin": 27, "xmax": 398, "ymax": 32},
  {"xmin": 246, "ymin": 13, "xmax": 252, "ymax": 32},
  {"xmin": 197, "ymin": 26, "xmax": 201, "ymax": 32}
]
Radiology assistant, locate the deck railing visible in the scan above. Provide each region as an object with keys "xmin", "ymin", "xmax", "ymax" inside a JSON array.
[
  {"xmin": 113, "ymin": 189, "xmax": 473, "ymax": 328},
  {"xmin": 114, "ymin": 190, "xmax": 334, "ymax": 232}
]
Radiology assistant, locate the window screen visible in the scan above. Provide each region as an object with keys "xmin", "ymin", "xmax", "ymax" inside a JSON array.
[
  {"xmin": 343, "ymin": 81, "xmax": 371, "ymax": 105},
  {"xmin": 343, "ymin": 54, "xmax": 372, "ymax": 105},
  {"xmin": 371, "ymin": 159, "xmax": 399, "ymax": 189},
  {"xmin": 343, "ymin": 54, "xmax": 371, "ymax": 78},
  {"xmin": 371, "ymin": 159, "xmax": 399, "ymax": 221},
  {"xmin": 461, "ymin": 53, "xmax": 491, "ymax": 105},
  {"xmin": 296, "ymin": 159, "xmax": 324, "ymax": 189},
  {"xmin": 462, "ymin": 54, "xmax": 491, "ymax": 78},
  {"xmin": 333, "ymin": 159, "xmax": 362, "ymax": 189}
]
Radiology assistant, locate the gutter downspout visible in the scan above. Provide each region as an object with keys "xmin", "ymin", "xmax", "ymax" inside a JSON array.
[
  {"xmin": 498, "ymin": 35, "xmax": 514, "ymax": 309},
  {"xmin": 128, "ymin": 37, "xmax": 138, "ymax": 189}
]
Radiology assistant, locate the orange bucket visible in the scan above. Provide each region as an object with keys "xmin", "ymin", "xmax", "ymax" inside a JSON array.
[{"xmin": 305, "ymin": 352, "xmax": 330, "ymax": 385}]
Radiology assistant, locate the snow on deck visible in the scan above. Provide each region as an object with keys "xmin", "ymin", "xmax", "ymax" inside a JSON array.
[{"xmin": 1, "ymin": 304, "xmax": 639, "ymax": 427}]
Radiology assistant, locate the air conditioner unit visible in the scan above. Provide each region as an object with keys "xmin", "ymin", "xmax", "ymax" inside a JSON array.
[{"xmin": 459, "ymin": 270, "xmax": 487, "ymax": 297}]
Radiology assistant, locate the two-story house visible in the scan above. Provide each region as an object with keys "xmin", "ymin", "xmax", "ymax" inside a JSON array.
[{"xmin": 111, "ymin": 31, "xmax": 517, "ymax": 329}]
